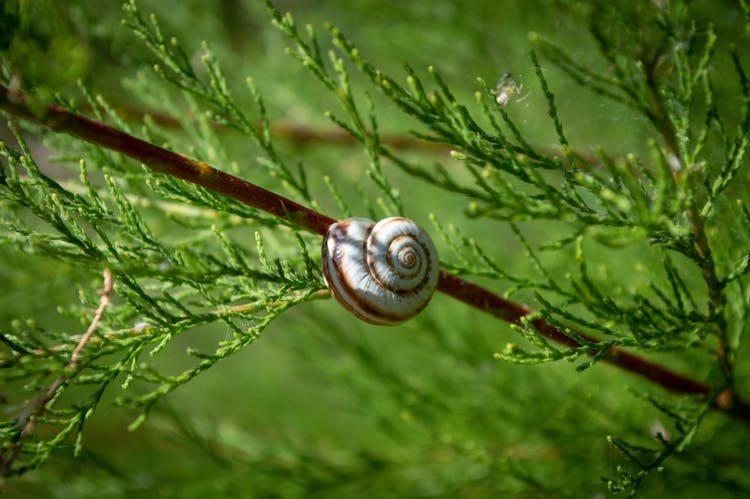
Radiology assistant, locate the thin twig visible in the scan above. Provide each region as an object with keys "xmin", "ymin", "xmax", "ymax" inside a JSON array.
[
  {"xmin": 80, "ymin": 103, "xmax": 603, "ymax": 163},
  {"xmin": 0, "ymin": 268, "xmax": 114, "ymax": 484},
  {"xmin": 104, "ymin": 103, "xmax": 455, "ymax": 153},
  {"xmin": 1, "ymin": 85, "xmax": 746, "ymax": 423},
  {"xmin": 28, "ymin": 289, "xmax": 331, "ymax": 357}
]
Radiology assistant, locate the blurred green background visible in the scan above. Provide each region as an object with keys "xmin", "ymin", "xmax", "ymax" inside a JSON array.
[{"xmin": 2, "ymin": 0, "xmax": 750, "ymax": 497}]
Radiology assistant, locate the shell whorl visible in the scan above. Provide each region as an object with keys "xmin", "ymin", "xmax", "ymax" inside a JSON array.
[{"xmin": 322, "ymin": 217, "xmax": 439, "ymax": 325}]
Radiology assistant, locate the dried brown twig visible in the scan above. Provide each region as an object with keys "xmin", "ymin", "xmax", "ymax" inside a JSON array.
[{"xmin": 0, "ymin": 268, "xmax": 114, "ymax": 486}]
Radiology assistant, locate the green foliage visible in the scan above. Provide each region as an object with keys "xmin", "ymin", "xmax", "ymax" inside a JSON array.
[{"xmin": 1, "ymin": 0, "xmax": 750, "ymax": 497}]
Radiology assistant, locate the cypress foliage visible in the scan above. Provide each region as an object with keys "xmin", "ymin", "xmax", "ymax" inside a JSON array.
[{"xmin": 1, "ymin": 1, "xmax": 749, "ymax": 496}]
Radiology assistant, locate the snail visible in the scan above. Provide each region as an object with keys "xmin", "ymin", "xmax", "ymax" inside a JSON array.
[{"xmin": 322, "ymin": 217, "xmax": 440, "ymax": 325}]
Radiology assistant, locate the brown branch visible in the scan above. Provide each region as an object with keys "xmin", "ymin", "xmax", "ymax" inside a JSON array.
[
  {"xmin": 1, "ymin": 84, "xmax": 746, "ymax": 423},
  {"xmin": 436, "ymin": 271, "xmax": 711, "ymax": 395},
  {"xmin": 0, "ymin": 86, "xmax": 335, "ymax": 235},
  {"xmin": 0, "ymin": 268, "xmax": 113, "ymax": 484}
]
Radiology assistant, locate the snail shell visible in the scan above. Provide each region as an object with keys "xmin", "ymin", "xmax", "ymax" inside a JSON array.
[{"xmin": 322, "ymin": 217, "xmax": 439, "ymax": 325}]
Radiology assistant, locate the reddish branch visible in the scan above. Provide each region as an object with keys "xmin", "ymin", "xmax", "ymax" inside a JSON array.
[
  {"xmin": 0, "ymin": 86, "xmax": 335, "ymax": 235},
  {"xmin": 1, "ymin": 84, "xmax": 747, "ymax": 422},
  {"xmin": 436, "ymin": 272, "xmax": 712, "ymax": 395}
]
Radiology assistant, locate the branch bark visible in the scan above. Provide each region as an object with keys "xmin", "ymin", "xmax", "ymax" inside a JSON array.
[{"xmin": 1, "ymin": 84, "xmax": 746, "ymax": 423}]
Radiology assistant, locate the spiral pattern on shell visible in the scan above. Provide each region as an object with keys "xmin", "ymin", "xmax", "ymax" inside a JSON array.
[{"xmin": 322, "ymin": 217, "xmax": 440, "ymax": 325}]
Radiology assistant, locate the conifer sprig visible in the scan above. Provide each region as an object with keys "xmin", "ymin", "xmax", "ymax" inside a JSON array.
[
  {"xmin": 1, "ymin": 1, "xmax": 749, "ymax": 495},
  {"xmin": 5, "ymin": 73, "xmax": 746, "ymax": 486},
  {"xmin": 0, "ymin": 81, "xmax": 725, "ymax": 404},
  {"xmin": 0, "ymin": 82, "xmax": 328, "ymax": 478}
]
